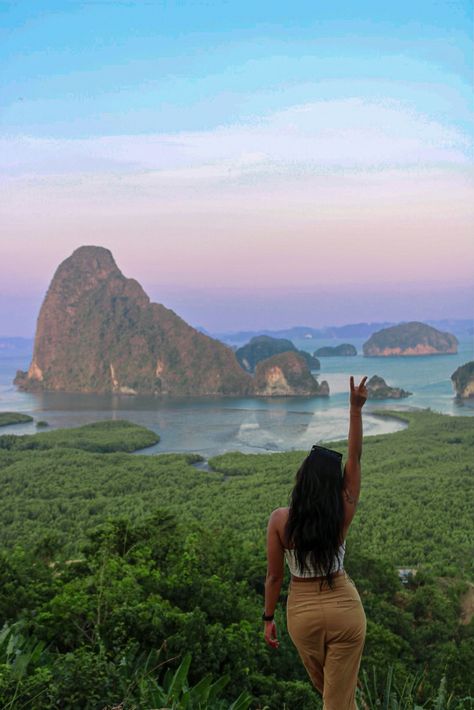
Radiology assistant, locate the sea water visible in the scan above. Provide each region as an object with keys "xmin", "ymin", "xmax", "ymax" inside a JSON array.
[{"xmin": 0, "ymin": 336, "xmax": 472, "ymax": 457}]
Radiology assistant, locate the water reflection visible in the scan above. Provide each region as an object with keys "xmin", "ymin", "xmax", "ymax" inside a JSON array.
[{"xmin": 1, "ymin": 337, "xmax": 472, "ymax": 456}]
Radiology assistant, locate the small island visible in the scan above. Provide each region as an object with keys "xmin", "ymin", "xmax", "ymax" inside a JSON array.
[
  {"xmin": 0, "ymin": 419, "xmax": 159, "ymax": 453},
  {"xmin": 366, "ymin": 375, "xmax": 412, "ymax": 400},
  {"xmin": 15, "ymin": 246, "xmax": 328, "ymax": 398},
  {"xmin": 254, "ymin": 352, "xmax": 329, "ymax": 397},
  {"xmin": 236, "ymin": 335, "xmax": 320, "ymax": 371},
  {"xmin": 0, "ymin": 412, "xmax": 34, "ymax": 427},
  {"xmin": 451, "ymin": 361, "xmax": 474, "ymax": 399},
  {"xmin": 314, "ymin": 343, "xmax": 357, "ymax": 357},
  {"xmin": 363, "ymin": 321, "xmax": 458, "ymax": 357}
]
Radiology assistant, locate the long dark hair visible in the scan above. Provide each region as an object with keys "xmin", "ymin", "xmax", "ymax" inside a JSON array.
[{"xmin": 285, "ymin": 446, "xmax": 345, "ymax": 587}]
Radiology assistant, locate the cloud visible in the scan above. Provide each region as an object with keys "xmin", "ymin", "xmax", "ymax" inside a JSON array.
[
  {"xmin": 1, "ymin": 98, "xmax": 471, "ymax": 184},
  {"xmin": 1, "ymin": 96, "xmax": 472, "ymax": 296}
]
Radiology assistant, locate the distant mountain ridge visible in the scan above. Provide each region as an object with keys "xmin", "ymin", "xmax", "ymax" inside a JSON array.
[
  {"xmin": 213, "ymin": 319, "xmax": 473, "ymax": 344},
  {"xmin": 6, "ymin": 321, "xmax": 472, "ymax": 349},
  {"xmin": 213, "ymin": 323, "xmax": 395, "ymax": 343},
  {"xmin": 0, "ymin": 337, "xmax": 34, "ymax": 353}
]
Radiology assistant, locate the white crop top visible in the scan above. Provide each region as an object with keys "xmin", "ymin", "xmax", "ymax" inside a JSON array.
[{"xmin": 284, "ymin": 541, "xmax": 346, "ymax": 578}]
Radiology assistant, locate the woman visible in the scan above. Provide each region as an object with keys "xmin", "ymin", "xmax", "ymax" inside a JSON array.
[{"xmin": 263, "ymin": 375, "xmax": 368, "ymax": 710}]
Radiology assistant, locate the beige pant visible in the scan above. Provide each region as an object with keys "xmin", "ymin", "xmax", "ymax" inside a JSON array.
[{"xmin": 286, "ymin": 571, "xmax": 366, "ymax": 710}]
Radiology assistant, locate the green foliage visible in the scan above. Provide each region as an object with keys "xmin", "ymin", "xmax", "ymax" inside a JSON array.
[
  {"xmin": 0, "ymin": 410, "xmax": 472, "ymax": 706},
  {"xmin": 0, "ymin": 513, "xmax": 305, "ymax": 707},
  {"xmin": 6, "ymin": 409, "xmax": 472, "ymax": 573},
  {"xmin": 0, "ymin": 445, "xmax": 210, "ymax": 551},
  {"xmin": 0, "ymin": 508, "xmax": 472, "ymax": 707},
  {"xmin": 358, "ymin": 666, "xmax": 474, "ymax": 710},
  {"xmin": 0, "ymin": 619, "xmax": 52, "ymax": 709},
  {"xmin": 0, "ymin": 412, "xmax": 33, "ymax": 427},
  {"xmin": 146, "ymin": 651, "xmax": 252, "ymax": 709},
  {"xmin": 0, "ymin": 624, "xmax": 251, "ymax": 709}
]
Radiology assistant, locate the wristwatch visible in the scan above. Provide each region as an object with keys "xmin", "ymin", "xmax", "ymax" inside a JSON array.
[{"xmin": 262, "ymin": 612, "xmax": 274, "ymax": 622}]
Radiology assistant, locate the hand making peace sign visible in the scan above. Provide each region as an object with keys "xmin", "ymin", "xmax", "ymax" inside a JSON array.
[{"xmin": 350, "ymin": 375, "xmax": 368, "ymax": 409}]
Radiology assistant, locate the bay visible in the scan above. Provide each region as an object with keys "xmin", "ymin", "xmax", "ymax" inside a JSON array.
[{"xmin": 0, "ymin": 335, "xmax": 472, "ymax": 456}]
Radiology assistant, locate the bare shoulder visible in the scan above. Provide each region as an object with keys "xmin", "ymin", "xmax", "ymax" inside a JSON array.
[
  {"xmin": 268, "ymin": 507, "xmax": 289, "ymax": 543},
  {"xmin": 268, "ymin": 507, "xmax": 289, "ymax": 524}
]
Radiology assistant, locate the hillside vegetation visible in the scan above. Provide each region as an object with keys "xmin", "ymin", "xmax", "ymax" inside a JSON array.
[
  {"xmin": 0, "ymin": 419, "xmax": 159, "ymax": 454},
  {"xmin": 0, "ymin": 410, "xmax": 472, "ymax": 707}
]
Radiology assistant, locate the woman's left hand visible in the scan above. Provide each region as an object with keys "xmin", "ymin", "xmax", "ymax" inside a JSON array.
[{"xmin": 264, "ymin": 620, "xmax": 279, "ymax": 649}]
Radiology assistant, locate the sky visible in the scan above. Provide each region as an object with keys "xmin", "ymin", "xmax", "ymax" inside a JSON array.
[{"xmin": 0, "ymin": 0, "xmax": 473, "ymax": 335}]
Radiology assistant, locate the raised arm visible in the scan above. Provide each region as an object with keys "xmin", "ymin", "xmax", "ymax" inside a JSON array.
[{"xmin": 342, "ymin": 375, "xmax": 368, "ymax": 535}]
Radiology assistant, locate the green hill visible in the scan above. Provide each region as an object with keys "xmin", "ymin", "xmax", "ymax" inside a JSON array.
[{"xmin": 0, "ymin": 411, "xmax": 472, "ymax": 707}]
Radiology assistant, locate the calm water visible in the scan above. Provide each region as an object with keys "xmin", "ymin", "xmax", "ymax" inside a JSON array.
[{"xmin": 0, "ymin": 336, "xmax": 473, "ymax": 456}]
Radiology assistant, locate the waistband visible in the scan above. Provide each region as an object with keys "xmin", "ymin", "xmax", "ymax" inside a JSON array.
[
  {"xmin": 289, "ymin": 570, "xmax": 353, "ymax": 593},
  {"xmin": 290, "ymin": 569, "xmax": 345, "ymax": 583}
]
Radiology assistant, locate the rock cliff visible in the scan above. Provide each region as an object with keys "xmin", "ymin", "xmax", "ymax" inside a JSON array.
[
  {"xmin": 363, "ymin": 322, "xmax": 458, "ymax": 357},
  {"xmin": 254, "ymin": 352, "xmax": 329, "ymax": 396},
  {"xmin": 14, "ymin": 246, "xmax": 255, "ymax": 397},
  {"xmin": 451, "ymin": 361, "xmax": 474, "ymax": 399},
  {"xmin": 366, "ymin": 375, "xmax": 412, "ymax": 400}
]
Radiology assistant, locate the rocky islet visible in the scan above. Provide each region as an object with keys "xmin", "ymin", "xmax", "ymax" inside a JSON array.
[
  {"xmin": 451, "ymin": 361, "xmax": 474, "ymax": 399},
  {"xmin": 235, "ymin": 335, "xmax": 320, "ymax": 372},
  {"xmin": 366, "ymin": 375, "xmax": 412, "ymax": 400},
  {"xmin": 15, "ymin": 246, "xmax": 327, "ymax": 398},
  {"xmin": 363, "ymin": 321, "xmax": 458, "ymax": 357},
  {"xmin": 314, "ymin": 343, "xmax": 357, "ymax": 357}
]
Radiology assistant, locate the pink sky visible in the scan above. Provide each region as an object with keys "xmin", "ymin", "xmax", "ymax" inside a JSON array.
[
  {"xmin": 1, "ymin": 100, "xmax": 473, "ymax": 334},
  {"xmin": 1, "ymin": 3, "xmax": 473, "ymax": 336}
]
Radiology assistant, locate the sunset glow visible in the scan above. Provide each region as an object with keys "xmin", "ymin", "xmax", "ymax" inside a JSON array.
[{"xmin": 1, "ymin": 1, "xmax": 472, "ymax": 334}]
